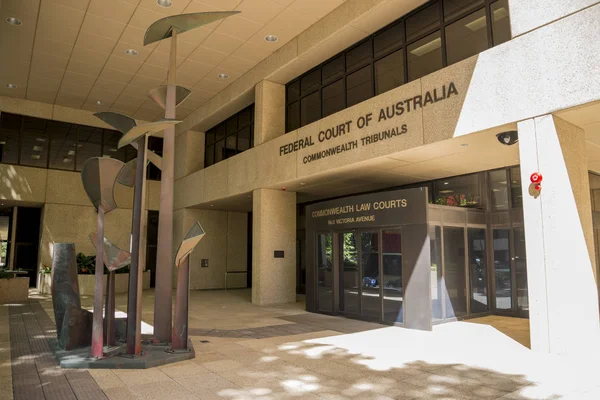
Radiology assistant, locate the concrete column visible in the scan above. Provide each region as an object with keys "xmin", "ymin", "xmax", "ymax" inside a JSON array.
[
  {"xmin": 254, "ymin": 80, "xmax": 285, "ymax": 146},
  {"xmin": 518, "ymin": 114, "xmax": 600, "ymax": 355},
  {"xmin": 252, "ymin": 188, "xmax": 296, "ymax": 305}
]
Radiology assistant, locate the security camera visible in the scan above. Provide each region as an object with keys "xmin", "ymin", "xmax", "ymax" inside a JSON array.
[{"xmin": 496, "ymin": 131, "xmax": 518, "ymax": 146}]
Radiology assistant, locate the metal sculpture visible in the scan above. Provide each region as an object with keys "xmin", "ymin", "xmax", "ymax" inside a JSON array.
[
  {"xmin": 51, "ymin": 243, "xmax": 81, "ymax": 340},
  {"xmin": 81, "ymin": 157, "xmax": 126, "ymax": 358},
  {"xmin": 144, "ymin": 10, "xmax": 238, "ymax": 344},
  {"xmin": 89, "ymin": 233, "xmax": 131, "ymax": 346},
  {"xmin": 94, "ymin": 111, "xmax": 179, "ymax": 355},
  {"xmin": 171, "ymin": 222, "xmax": 205, "ymax": 351}
]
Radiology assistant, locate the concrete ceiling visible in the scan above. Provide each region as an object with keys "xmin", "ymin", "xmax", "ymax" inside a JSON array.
[{"xmin": 0, "ymin": 0, "xmax": 344, "ymax": 121}]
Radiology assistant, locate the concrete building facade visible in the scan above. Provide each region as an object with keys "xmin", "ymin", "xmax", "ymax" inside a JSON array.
[{"xmin": 2, "ymin": 0, "xmax": 600, "ymax": 356}]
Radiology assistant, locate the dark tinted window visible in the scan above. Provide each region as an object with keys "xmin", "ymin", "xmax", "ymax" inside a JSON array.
[
  {"xmin": 444, "ymin": 0, "xmax": 484, "ymax": 21},
  {"xmin": 301, "ymin": 69, "xmax": 320, "ymax": 96},
  {"xmin": 301, "ymin": 91, "xmax": 321, "ymax": 126},
  {"xmin": 408, "ymin": 31, "xmax": 442, "ymax": 81},
  {"xmin": 445, "ymin": 8, "xmax": 488, "ymax": 65},
  {"xmin": 323, "ymin": 55, "xmax": 345, "ymax": 83},
  {"xmin": 322, "ymin": 79, "xmax": 345, "ymax": 117},
  {"xmin": 204, "ymin": 104, "xmax": 255, "ymax": 167},
  {"xmin": 287, "ymin": 80, "xmax": 300, "ymax": 103},
  {"xmin": 48, "ymin": 122, "xmax": 76, "ymax": 170},
  {"xmin": 76, "ymin": 126, "xmax": 102, "ymax": 171},
  {"xmin": 20, "ymin": 117, "xmax": 48, "ymax": 168},
  {"xmin": 347, "ymin": 66, "xmax": 372, "ymax": 107},
  {"xmin": 491, "ymin": 0, "xmax": 510, "ymax": 45},
  {"xmin": 286, "ymin": 102, "xmax": 300, "ymax": 132},
  {"xmin": 406, "ymin": 2, "xmax": 440, "ymax": 41},
  {"xmin": 346, "ymin": 40, "xmax": 372, "ymax": 70},
  {"xmin": 375, "ymin": 49, "xmax": 405, "ymax": 95},
  {"xmin": 374, "ymin": 21, "xmax": 404, "ymax": 57}
]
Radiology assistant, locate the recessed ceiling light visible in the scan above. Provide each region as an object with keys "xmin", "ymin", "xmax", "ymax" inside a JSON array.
[
  {"xmin": 218, "ymin": 73, "xmax": 229, "ymax": 79},
  {"xmin": 108, "ymin": 148, "xmax": 118, "ymax": 152},
  {"xmin": 0, "ymin": 141, "xmax": 6, "ymax": 145},
  {"xmin": 33, "ymin": 145, "xmax": 43, "ymax": 151},
  {"xmin": 264, "ymin": 35, "xmax": 278, "ymax": 43},
  {"xmin": 6, "ymin": 83, "xmax": 17, "ymax": 89},
  {"xmin": 63, "ymin": 158, "xmax": 71, "ymax": 163},
  {"xmin": 6, "ymin": 17, "xmax": 22, "ymax": 26},
  {"xmin": 210, "ymin": 204, "xmax": 214, "ymax": 207},
  {"xmin": 31, "ymin": 154, "xmax": 40, "ymax": 160},
  {"xmin": 157, "ymin": 0, "xmax": 173, "ymax": 7},
  {"xmin": 443, "ymin": 182, "xmax": 449, "ymax": 185},
  {"xmin": 460, "ymin": 143, "xmax": 469, "ymax": 147},
  {"xmin": 96, "ymin": 100, "xmax": 103, "ymax": 105},
  {"xmin": 300, "ymin": 182, "xmax": 306, "ymax": 186},
  {"xmin": 36, "ymin": 137, "xmax": 46, "ymax": 142},
  {"xmin": 125, "ymin": 49, "xmax": 138, "ymax": 56}
]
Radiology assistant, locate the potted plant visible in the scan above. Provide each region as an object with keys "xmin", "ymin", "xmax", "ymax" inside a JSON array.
[
  {"xmin": 0, "ymin": 269, "xmax": 29, "ymax": 303},
  {"xmin": 75, "ymin": 253, "xmax": 149, "ymax": 296},
  {"xmin": 37, "ymin": 264, "xmax": 52, "ymax": 294}
]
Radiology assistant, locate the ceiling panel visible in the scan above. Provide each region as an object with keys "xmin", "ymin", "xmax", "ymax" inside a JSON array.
[{"xmin": 2, "ymin": 0, "xmax": 349, "ymax": 121}]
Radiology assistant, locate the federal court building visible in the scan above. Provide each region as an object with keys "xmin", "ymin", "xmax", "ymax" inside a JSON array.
[{"xmin": 1, "ymin": 0, "xmax": 600, "ymax": 357}]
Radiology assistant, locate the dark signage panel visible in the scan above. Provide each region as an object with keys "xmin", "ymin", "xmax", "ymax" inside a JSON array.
[{"xmin": 306, "ymin": 187, "xmax": 428, "ymax": 231}]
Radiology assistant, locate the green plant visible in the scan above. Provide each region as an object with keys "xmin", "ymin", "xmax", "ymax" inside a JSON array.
[
  {"xmin": 0, "ymin": 269, "xmax": 14, "ymax": 279},
  {"xmin": 40, "ymin": 264, "xmax": 52, "ymax": 274},
  {"xmin": 76, "ymin": 253, "xmax": 96, "ymax": 275}
]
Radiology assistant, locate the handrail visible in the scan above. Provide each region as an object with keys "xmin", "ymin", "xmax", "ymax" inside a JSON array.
[{"xmin": 224, "ymin": 270, "xmax": 247, "ymax": 290}]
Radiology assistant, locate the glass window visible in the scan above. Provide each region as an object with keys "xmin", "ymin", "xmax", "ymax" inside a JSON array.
[
  {"xmin": 286, "ymin": 102, "xmax": 300, "ymax": 132},
  {"xmin": 406, "ymin": 2, "xmax": 440, "ymax": 42},
  {"xmin": 215, "ymin": 124, "xmax": 226, "ymax": 142},
  {"xmin": 443, "ymin": 0, "xmax": 484, "ymax": 21},
  {"xmin": 323, "ymin": 55, "xmax": 344, "ymax": 84},
  {"xmin": 205, "ymin": 145, "xmax": 214, "ymax": 166},
  {"xmin": 430, "ymin": 225, "xmax": 443, "ymax": 320},
  {"xmin": 408, "ymin": 31, "xmax": 442, "ymax": 81},
  {"xmin": 514, "ymin": 225, "xmax": 528, "ymax": 310},
  {"xmin": 287, "ymin": 80, "xmax": 300, "ymax": 103},
  {"xmin": 301, "ymin": 69, "xmax": 320, "ymax": 96},
  {"xmin": 491, "ymin": 0, "xmax": 510, "ymax": 45},
  {"xmin": 48, "ymin": 122, "xmax": 77, "ymax": 170},
  {"xmin": 238, "ymin": 106, "xmax": 253, "ymax": 127},
  {"xmin": 346, "ymin": 66, "xmax": 372, "ymax": 107},
  {"xmin": 147, "ymin": 137, "xmax": 163, "ymax": 180},
  {"xmin": 342, "ymin": 232, "xmax": 359, "ymax": 315},
  {"xmin": 300, "ymin": 91, "xmax": 321, "ymax": 126},
  {"xmin": 215, "ymin": 140, "xmax": 225, "ymax": 163},
  {"xmin": 383, "ymin": 229, "xmax": 403, "ymax": 323},
  {"xmin": 322, "ymin": 79, "xmax": 345, "ymax": 117},
  {"xmin": 103, "ymin": 129, "xmax": 135, "ymax": 163},
  {"xmin": 0, "ymin": 129, "xmax": 19, "ymax": 165},
  {"xmin": 375, "ymin": 49, "xmax": 405, "ymax": 95},
  {"xmin": 346, "ymin": 40, "xmax": 372, "ymax": 71},
  {"xmin": 468, "ymin": 228, "xmax": 488, "ymax": 313},
  {"xmin": 76, "ymin": 126, "xmax": 102, "ymax": 171},
  {"xmin": 374, "ymin": 21, "xmax": 404, "ymax": 57},
  {"xmin": 510, "ymin": 166, "xmax": 523, "ymax": 208},
  {"xmin": 205, "ymin": 131, "xmax": 215, "ymax": 146},
  {"xmin": 493, "ymin": 229, "xmax": 511, "ymax": 309},
  {"xmin": 226, "ymin": 116, "xmax": 237, "ymax": 135},
  {"xmin": 361, "ymin": 231, "xmax": 381, "ymax": 319},
  {"xmin": 433, "ymin": 173, "xmax": 481, "ymax": 208},
  {"xmin": 238, "ymin": 126, "xmax": 251, "ymax": 151},
  {"xmin": 443, "ymin": 226, "xmax": 467, "ymax": 318},
  {"xmin": 317, "ymin": 233, "xmax": 333, "ymax": 312},
  {"xmin": 490, "ymin": 169, "xmax": 508, "ymax": 210},
  {"xmin": 225, "ymin": 135, "xmax": 237, "ymax": 158},
  {"xmin": 20, "ymin": 117, "xmax": 48, "ymax": 168},
  {"xmin": 445, "ymin": 8, "xmax": 488, "ymax": 65}
]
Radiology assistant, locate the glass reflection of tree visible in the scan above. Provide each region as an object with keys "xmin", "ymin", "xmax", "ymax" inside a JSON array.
[{"xmin": 343, "ymin": 233, "xmax": 358, "ymax": 269}]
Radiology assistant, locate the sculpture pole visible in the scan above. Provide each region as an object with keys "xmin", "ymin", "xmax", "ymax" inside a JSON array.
[
  {"xmin": 154, "ymin": 28, "xmax": 177, "ymax": 343},
  {"xmin": 91, "ymin": 203, "xmax": 105, "ymax": 358},
  {"xmin": 126, "ymin": 135, "xmax": 147, "ymax": 355},
  {"xmin": 171, "ymin": 254, "xmax": 190, "ymax": 350},
  {"xmin": 104, "ymin": 270, "xmax": 116, "ymax": 346}
]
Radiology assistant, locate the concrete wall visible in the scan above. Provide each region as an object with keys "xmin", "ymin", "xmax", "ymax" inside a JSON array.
[
  {"xmin": 173, "ymin": 208, "xmax": 248, "ymax": 291},
  {"xmin": 509, "ymin": 0, "xmax": 599, "ymax": 37}
]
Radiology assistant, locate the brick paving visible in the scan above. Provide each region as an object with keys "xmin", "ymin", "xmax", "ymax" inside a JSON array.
[{"xmin": 8, "ymin": 300, "xmax": 107, "ymax": 400}]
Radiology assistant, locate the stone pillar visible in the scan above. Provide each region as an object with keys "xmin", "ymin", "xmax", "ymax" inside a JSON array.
[
  {"xmin": 254, "ymin": 80, "xmax": 285, "ymax": 146},
  {"xmin": 252, "ymin": 188, "xmax": 296, "ymax": 305},
  {"xmin": 518, "ymin": 114, "xmax": 600, "ymax": 355}
]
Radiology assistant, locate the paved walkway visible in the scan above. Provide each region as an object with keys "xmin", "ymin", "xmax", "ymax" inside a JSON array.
[{"xmin": 2, "ymin": 289, "xmax": 599, "ymax": 399}]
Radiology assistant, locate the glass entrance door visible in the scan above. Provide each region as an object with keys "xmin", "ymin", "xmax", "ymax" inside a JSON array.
[
  {"xmin": 317, "ymin": 232, "xmax": 333, "ymax": 312},
  {"xmin": 341, "ymin": 232, "xmax": 360, "ymax": 315},
  {"xmin": 360, "ymin": 231, "xmax": 381, "ymax": 320}
]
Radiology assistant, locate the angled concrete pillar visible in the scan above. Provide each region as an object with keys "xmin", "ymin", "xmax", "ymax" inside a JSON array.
[
  {"xmin": 518, "ymin": 114, "xmax": 600, "ymax": 355},
  {"xmin": 254, "ymin": 80, "xmax": 285, "ymax": 146},
  {"xmin": 252, "ymin": 188, "xmax": 296, "ymax": 305}
]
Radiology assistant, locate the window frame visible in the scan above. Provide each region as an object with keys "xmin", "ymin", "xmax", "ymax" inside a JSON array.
[
  {"xmin": 204, "ymin": 104, "xmax": 255, "ymax": 168},
  {"xmin": 285, "ymin": 0, "xmax": 508, "ymax": 133}
]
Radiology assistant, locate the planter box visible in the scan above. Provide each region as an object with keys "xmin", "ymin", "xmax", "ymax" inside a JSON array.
[
  {"xmin": 38, "ymin": 271, "xmax": 151, "ymax": 296},
  {"xmin": 0, "ymin": 277, "xmax": 29, "ymax": 304}
]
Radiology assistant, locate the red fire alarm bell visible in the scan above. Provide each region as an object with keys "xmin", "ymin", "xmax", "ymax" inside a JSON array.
[{"xmin": 530, "ymin": 172, "xmax": 543, "ymax": 183}]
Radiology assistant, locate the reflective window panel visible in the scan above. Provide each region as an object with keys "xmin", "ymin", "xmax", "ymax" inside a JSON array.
[
  {"xmin": 346, "ymin": 66, "xmax": 372, "ymax": 107},
  {"xmin": 491, "ymin": 0, "xmax": 511, "ymax": 45},
  {"xmin": 493, "ymin": 229, "xmax": 512, "ymax": 309},
  {"xmin": 317, "ymin": 233, "xmax": 333, "ymax": 312},
  {"xmin": 445, "ymin": 8, "xmax": 488, "ymax": 65},
  {"xmin": 20, "ymin": 117, "xmax": 48, "ymax": 168},
  {"xmin": 468, "ymin": 228, "xmax": 488, "ymax": 313},
  {"xmin": 407, "ymin": 31, "xmax": 442, "ymax": 81},
  {"xmin": 490, "ymin": 169, "xmax": 509, "ymax": 210},
  {"xmin": 443, "ymin": 226, "xmax": 467, "ymax": 318},
  {"xmin": 430, "ymin": 225, "xmax": 443, "ymax": 320},
  {"xmin": 48, "ymin": 121, "xmax": 76, "ymax": 171},
  {"xmin": 514, "ymin": 226, "xmax": 528, "ymax": 310},
  {"xmin": 382, "ymin": 229, "xmax": 403, "ymax": 323},
  {"xmin": 361, "ymin": 231, "xmax": 381, "ymax": 319},
  {"xmin": 375, "ymin": 49, "xmax": 405, "ymax": 95},
  {"xmin": 342, "ymin": 232, "xmax": 360, "ymax": 315}
]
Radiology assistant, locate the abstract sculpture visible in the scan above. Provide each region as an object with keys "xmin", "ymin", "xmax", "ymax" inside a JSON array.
[
  {"xmin": 89, "ymin": 233, "xmax": 131, "ymax": 347},
  {"xmin": 171, "ymin": 222, "xmax": 205, "ymax": 351},
  {"xmin": 81, "ymin": 157, "xmax": 126, "ymax": 358},
  {"xmin": 144, "ymin": 10, "xmax": 239, "ymax": 344}
]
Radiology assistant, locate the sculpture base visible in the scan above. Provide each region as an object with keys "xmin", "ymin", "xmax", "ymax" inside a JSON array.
[{"xmin": 49, "ymin": 336, "xmax": 195, "ymax": 369}]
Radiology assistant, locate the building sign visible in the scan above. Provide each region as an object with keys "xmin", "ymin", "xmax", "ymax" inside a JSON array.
[
  {"xmin": 280, "ymin": 82, "xmax": 458, "ymax": 164},
  {"xmin": 306, "ymin": 187, "xmax": 428, "ymax": 231}
]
